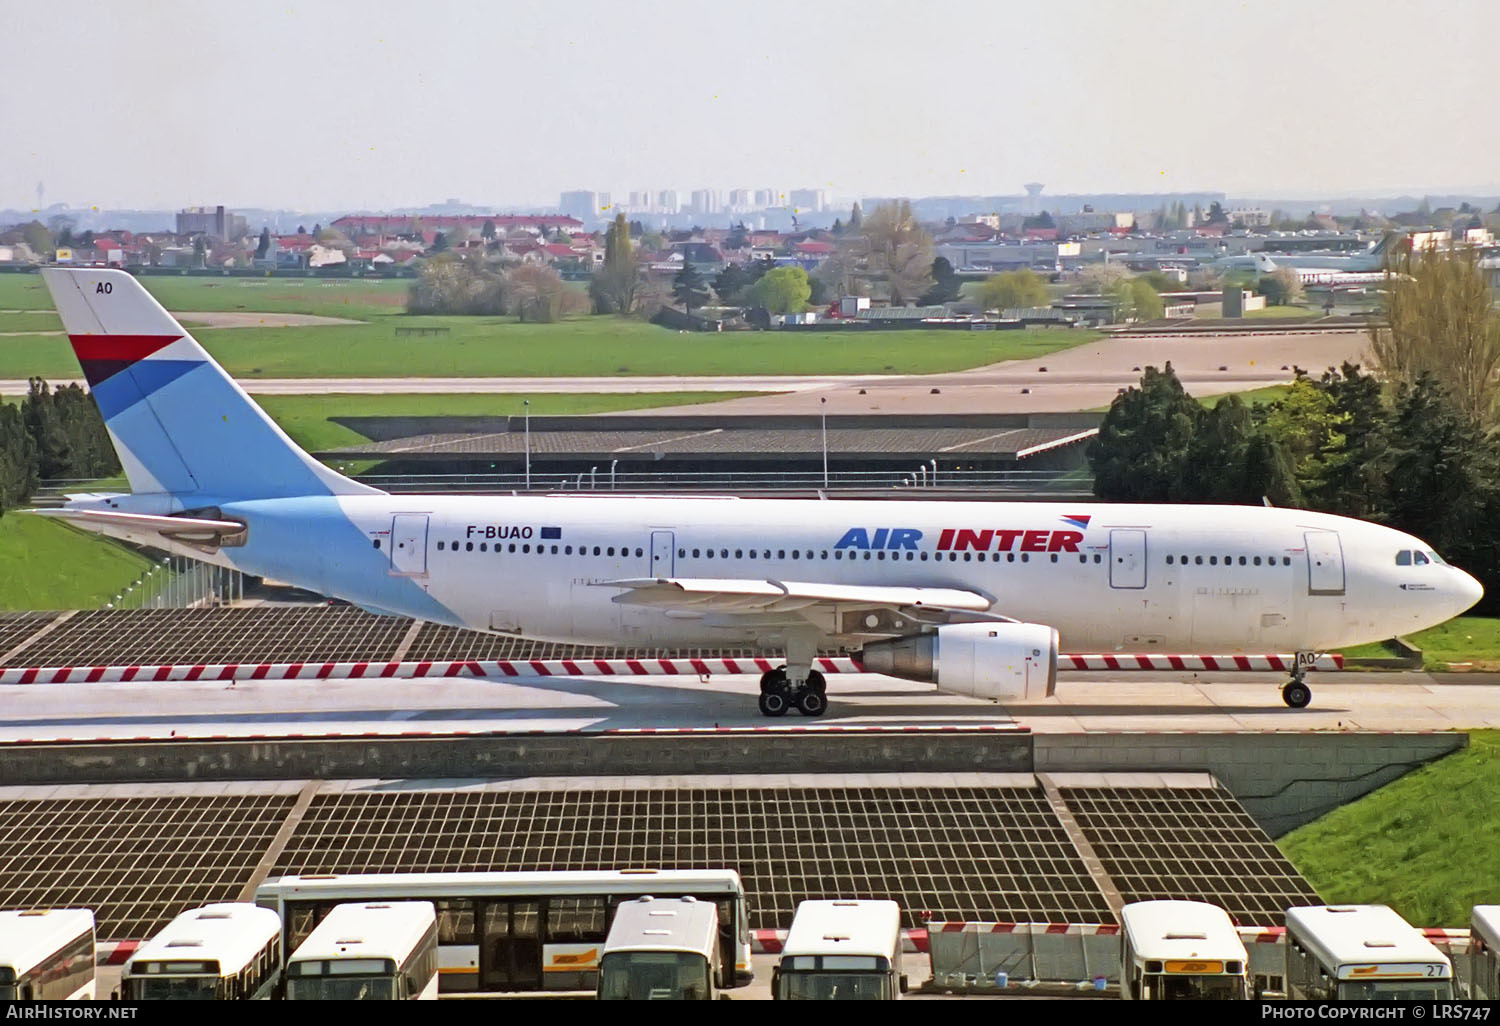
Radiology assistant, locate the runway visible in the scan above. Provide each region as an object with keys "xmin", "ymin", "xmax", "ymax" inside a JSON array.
[{"xmin": 1, "ymin": 669, "xmax": 1495, "ymax": 743}]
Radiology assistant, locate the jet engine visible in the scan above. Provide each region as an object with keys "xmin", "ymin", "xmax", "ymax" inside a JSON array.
[{"xmin": 859, "ymin": 622, "xmax": 1059, "ymax": 701}]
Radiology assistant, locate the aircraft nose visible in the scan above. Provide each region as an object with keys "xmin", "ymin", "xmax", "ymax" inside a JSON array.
[{"xmin": 1455, "ymin": 569, "xmax": 1485, "ymax": 614}]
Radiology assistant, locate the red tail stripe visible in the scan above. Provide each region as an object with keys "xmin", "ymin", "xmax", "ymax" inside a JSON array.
[{"xmin": 68, "ymin": 334, "xmax": 182, "ymax": 362}]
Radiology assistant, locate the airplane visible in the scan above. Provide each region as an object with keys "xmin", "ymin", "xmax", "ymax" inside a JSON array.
[
  {"xmin": 30, "ymin": 268, "xmax": 1483, "ymax": 716},
  {"xmin": 1212, "ymin": 233, "xmax": 1396, "ymax": 281}
]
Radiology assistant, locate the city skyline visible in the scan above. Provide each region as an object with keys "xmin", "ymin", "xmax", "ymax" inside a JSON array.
[{"xmin": 6, "ymin": 0, "xmax": 1500, "ymax": 211}]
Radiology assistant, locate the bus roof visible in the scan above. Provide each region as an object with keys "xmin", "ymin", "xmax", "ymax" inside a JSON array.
[
  {"xmin": 1120, "ymin": 901, "xmax": 1247, "ymax": 964},
  {"xmin": 603, "ymin": 897, "xmax": 718, "ymax": 956},
  {"xmin": 0, "ymin": 910, "xmax": 94, "ymax": 975},
  {"xmin": 289, "ymin": 902, "xmax": 436, "ymax": 965},
  {"xmin": 781, "ymin": 900, "xmax": 902, "ymax": 960},
  {"xmin": 258, "ymin": 869, "xmax": 745, "ymax": 903},
  {"xmin": 1285, "ymin": 905, "xmax": 1451, "ymax": 978},
  {"xmin": 125, "ymin": 903, "xmax": 281, "ymax": 978},
  {"xmin": 1471, "ymin": 906, "xmax": 1500, "ymax": 949}
]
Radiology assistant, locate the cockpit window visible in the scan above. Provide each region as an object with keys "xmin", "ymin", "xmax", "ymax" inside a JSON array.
[
  {"xmin": 1414, "ymin": 551, "xmax": 1430, "ymax": 565},
  {"xmin": 1396, "ymin": 551, "xmax": 1412, "ymax": 566},
  {"xmin": 1429, "ymin": 551, "xmax": 1447, "ymax": 565}
]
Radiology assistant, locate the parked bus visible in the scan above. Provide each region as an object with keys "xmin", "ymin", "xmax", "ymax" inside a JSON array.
[
  {"xmin": 1469, "ymin": 906, "xmax": 1500, "ymax": 999},
  {"xmin": 285, "ymin": 902, "xmax": 439, "ymax": 1000},
  {"xmin": 256, "ymin": 869, "xmax": 753, "ymax": 994},
  {"xmin": 598, "ymin": 896, "xmax": 722, "ymax": 1000},
  {"xmin": 121, "ymin": 903, "xmax": 282, "ymax": 1000},
  {"xmin": 0, "ymin": 909, "xmax": 96, "ymax": 1001},
  {"xmin": 773, "ymin": 900, "xmax": 905, "ymax": 1000},
  {"xmin": 1118, "ymin": 900, "xmax": 1248, "ymax": 1000},
  {"xmin": 1285, "ymin": 905, "xmax": 1454, "ymax": 1000}
]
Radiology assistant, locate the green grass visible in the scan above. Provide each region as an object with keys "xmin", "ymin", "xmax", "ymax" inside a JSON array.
[
  {"xmin": 259, "ymin": 391, "xmax": 765, "ymax": 451},
  {"xmin": 0, "ymin": 273, "xmax": 408, "ymax": 318},
  {"xmin": 1339, "ymin": 616, "xmax": 1500, "ymax": 669},
  {"xmin": 0, "ymin": 514, "xmax": 155, "ymax": 611},
  {"xmin": 1279, "ymin": 731, "xmax": 1499, "ymax": 925},
  {"xmin": 0, "ymin": 311, "xmax": 62, "ymax": 333},
  {"xmin": 0, "ymin": 318, "xmax": 1098, "ymax": 380},
  {"xmin": 1200, "ymin": 385, "xmax": 1292, "ymax": 407}
]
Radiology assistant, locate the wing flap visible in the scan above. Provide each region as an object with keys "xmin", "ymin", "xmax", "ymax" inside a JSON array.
[{"xmin": 598, "ymin": 577, "xmax": 993, "ymax": 613}]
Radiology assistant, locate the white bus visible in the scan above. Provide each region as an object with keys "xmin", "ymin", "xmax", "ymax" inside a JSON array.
[
  {"xmin": 598, "ymin": 896, "xmax": 722, "ymax": 1000},
  {"xmin": 285, "ymin": 901, "xmax": 439, "ymax": 1001},
  {"xmin": 1118, "ymin": 900, "xmax": 1248, "ymax": 1000},
  {"xmin": 0, "ymin": 909, "xmax": 95, "ymax": 1001},
  {"xmin": 256, "ymin": 869, "xmax": 753, "ymax": 994},
  {"xmin": 121, "ymin": 903, "xmax": 282, "ymax": 1000},
  {"xmin": 773, "ymin": 900, "xmax": 905, "ymax": 1000},
  {"xmin": 1285, "ymin": 905, "xmax": 1454, "ymax": 1000},
  {"xmin": 1468, "ymin": 906, "xmax": 1500, "ymax": 999}
]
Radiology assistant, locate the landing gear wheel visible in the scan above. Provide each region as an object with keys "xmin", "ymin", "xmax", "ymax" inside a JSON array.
[
  {"xmin": 759, "ymin": 668, "xmax": 788, "ymax": 695},
  {"xmin": 795, "ymin": 689, "xmax": 828, "ymax": 717},
  {"xmin": 758, "ymin": 690, "xmax": 791, "ymax": 717},
  {"xmin": 1282, "ymin": 681, "xmax": 1312, "ymax": 709},
  {"xmin": 805, "ymin": 669, "xmax": 827, "ymax": 695}
]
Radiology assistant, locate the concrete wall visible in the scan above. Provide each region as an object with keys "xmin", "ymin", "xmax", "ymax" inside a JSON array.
[{"xmin": 1034, "ymin": 732, "xmax": 1466, "ymax": 836}]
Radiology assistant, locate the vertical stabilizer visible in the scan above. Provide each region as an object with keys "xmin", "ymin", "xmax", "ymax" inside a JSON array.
[{"xmin": 42, "ymin": 268, "xmax": 378, "ymax": 501}]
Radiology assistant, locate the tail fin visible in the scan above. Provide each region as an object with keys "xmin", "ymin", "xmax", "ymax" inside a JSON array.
[{"xmin": 42, "ymin": 267, "xmax": 377, "ymax": 501}]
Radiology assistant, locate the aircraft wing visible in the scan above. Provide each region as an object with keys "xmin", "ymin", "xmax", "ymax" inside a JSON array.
[{"xmin": 598, "ymin": 577, "xmax": 993, "ymax": 614}]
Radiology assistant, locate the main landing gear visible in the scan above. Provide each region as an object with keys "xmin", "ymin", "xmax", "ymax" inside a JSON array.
[
  {"xmin": 1282, "ymin": 656, "xmax": 1314, "ymax": 709},
  {"xmin": 758, "ymin": 666, "xmax": 828, "ymax": 717}
]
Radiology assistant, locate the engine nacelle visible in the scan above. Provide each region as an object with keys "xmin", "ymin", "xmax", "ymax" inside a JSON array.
[{"xmin": 860, "ymin": 622, "xmax": 1059, "ymax": 701}]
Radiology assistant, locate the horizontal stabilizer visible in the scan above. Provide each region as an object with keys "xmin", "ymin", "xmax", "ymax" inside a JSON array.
[{"xmin": 30, "ymin": 507, "xmax": 245, "ymax": 542}]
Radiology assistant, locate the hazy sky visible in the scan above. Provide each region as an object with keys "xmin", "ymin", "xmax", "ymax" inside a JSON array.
[{"xmin": 5, "ymin": 0, "xmax": 1499, "ymax": 211}]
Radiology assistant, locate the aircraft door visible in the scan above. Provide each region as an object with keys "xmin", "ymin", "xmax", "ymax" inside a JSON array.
[
  {"xmin": 1305, "ymin": 530, "xmax": 1346, "ymax": 595},
  {"xmin": 389, "ymin": 513, "xmax": 429, "ymax": 576},
  {"xmin": 1109, "ymin": 529, "xmax": 1147, "ymax": 589},
  {"xmin": 650, "ymin": 530, "xmax": 675, "ymax": 578}
]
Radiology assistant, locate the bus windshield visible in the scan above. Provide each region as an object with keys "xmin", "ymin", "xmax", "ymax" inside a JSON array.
[
  {"xmin": 286, "ymin": 975, "xmax": 399, "ymax": 1000},
  {"xmin": 598, "ymin": 952, "xmax": 711, "ymax": 1000},
  {"xmin": 125, "ymin": 976, "xmax": 220, "ymax": 1000},
  {"xmin": 778, "ymin": 970, "xmax": 893, "ymax": 1000},
  {"xmin": 1338, "ymin": 980, "xmax": 1454, "ymax": 1001},
  {"xmin": 1142, "ymin": 974, "xmax": 1246, "ymax": 1000}
]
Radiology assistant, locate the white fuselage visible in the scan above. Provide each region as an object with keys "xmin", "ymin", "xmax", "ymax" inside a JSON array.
[{"xmin": 168, "ymin": 494, "xmax": 1482, "ymax": 655}]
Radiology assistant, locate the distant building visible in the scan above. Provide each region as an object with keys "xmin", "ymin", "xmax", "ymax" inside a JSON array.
[
  {"xmin": 656, "ymin": 190, "xmax": 680, "ymax": 214},
  {"xmin": 727, "ymin": 189, "xmax": 754, "ymax": 213},
  {"xmin": 176, "ymin": 205, "xmax": 247, "ymax": 240},
  {"xmin": 560, "ymin": 190, "xmax": 609, "ymax": 224},
  {"xmin": 788, "ymin": 188, "xmax": 830, "ymax": 212},
  {"xmin": 1230, "ymin": 207, "xmax": 1272, "ymax": 228},
  {"xmin": 690, "ymin": 189, "xmax": 721, "ymax": 215},
  {"xmin": 753, "ymin": 188, "xmax": 779, "ymax": 209},
  {"xmin": 1057, "ymin": 211, "xmax": 1134, "ymax": 235}
]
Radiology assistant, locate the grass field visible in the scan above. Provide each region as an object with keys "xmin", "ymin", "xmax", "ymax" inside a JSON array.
[
  {"xmin": 1199, "ymin": 385, "xmax": 1292, "ymax": 407},
  {"xmin": 0, "ymin": 272, "xmax": 1098, "ymax": 379},
  {"xmin": 260, "ymin": 391, "xmax": 764, "ymax": 451},
  {"xmin": 1339, "ymin": 616, "xmax": 1500, "ymax": 669},
  {"xmin": 1279, "ymin": 731, "xmax": 1498, "ymax": 926},
  {"xmin": 0, "ymin": 514, "xmax": 155, "ymax": 611},
  {"xmin": 0, "ymin": 311, "xmax": 62, "ymax": 332}
]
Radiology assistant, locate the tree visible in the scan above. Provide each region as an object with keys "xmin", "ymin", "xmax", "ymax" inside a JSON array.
[
  {"xmin": 831, "ymin": 217, "xmax": 844, "ymax": 235},
  {"xmin": 1369, "ymin": 244, "xmax": 1500, "ymax": 427},
  {"xmin": 407, "ymin": 252, "xmax": 506, "ymax": 315},
  {"xmin": 1022, "ymin": 210, "xmax": 1055, "ymax": 230},
  {"xmin": 712, "ymin": 263, "xmax": 752, "ymax": 304},
  {"xmin": 431, "ymin": 231, "xmax": 449, "ymax": 253},
  {"xmin": 861, "ymin": 201, "xmax": 933, "ymax": 304},
  {"xmin": 746, "ymin": 266, "xmax": 811, "ymax": 314},
  {"xmin": 255, "ymin": 227, "xmax": 271, "ymax": 259},
  {"xmin": 1088, "ymin": 364, "xmax": 1201, "ymax": 501},
  {"xmin": 0, "ymin": 403, "xmax": 38, "ymax": 517},
  {"xmin": 1075, "ymin": 262, "xmax": 1130, "ymax": 294},
  {"xmin": 505, "ymin": 264, "xmax": 570, "ymax": 323},
  {"xmin": 1106, "ymin": 277, "xmax": 1164, "ymax": 321},
  {"xmin": 1305, "ymin": 363, "xmax": 1389, "ymax": 517},
  {"xmin": 21, "ymin": 221, "xmax": 52, "ymax": 255},
  {"xmin": 1206, "ymin": 201, "xmax": 1229, "ymax": 225},
  {"xmin": 589, "ymin": 213, "xmax": 639, "ymax": 315},
  {"xmin": 672, "ymin": 262, "xmax": 708, "ymax": 314},
  {"xmin": 1259, "ymin": 377, "xmax": 1349, "ymax": 501},
  {"xmin": 919, "ymin": 256, "xmax": 962, "ymax": 306},
  {"xmin": 726, "ymin": 223, "xmax": 748, "ymax": 250},
  {"xmin": 977, "ymin": 270, "xmax": 1048, "ymax": 311},
  {"xmin": 1258, "ymin": 267, "xmax": 1304, "ymax": 306},
  {"xmin": 848, "ymin": 203, "xmax": 862, "ymax": 232},
  {"xmin": 191, "ymin": 235, "xmax": 206, "ymax": 268},
  {"xmin": 481, "ymin": 219, "xmax": 497, "ymax": 241}
]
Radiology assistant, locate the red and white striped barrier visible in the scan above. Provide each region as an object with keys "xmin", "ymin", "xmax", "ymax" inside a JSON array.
[
  {"xmin": 927, "ymin": 921, "xmax": 1120, "ymax": 936},
  {"xmin": 1237, "ymin": 926, "xmax": 1286, "ymax": 943},
  {"xmin": 0, "ymin": 652, "xmax": 1341, "ymax": 685},
  {"xmin": 95, "ymin": 940, "xmax": 139, "ymax": 966},
  {"xmin": 1061, "ymin": 653, "xmax": 1342, "ymax": 672},
  {"xmin": 754, "ymin": 928, "xmax": 929, "ymax": 954}
]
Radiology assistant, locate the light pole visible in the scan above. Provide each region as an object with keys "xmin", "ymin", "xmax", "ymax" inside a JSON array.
[
  {"xmin": 929, "ymin": 458, "xmax": 937, "ymax": 488},
  {"xmin": 820, "ymin": 397, "xmax": 828, "ymax": 488},
  {"xmin": 523, "ymin": 400, "xmax": 531, "ymax": 490},
  {"xmin": 610, "ymin": 458, "xmax": 618, "ymax": 490}
]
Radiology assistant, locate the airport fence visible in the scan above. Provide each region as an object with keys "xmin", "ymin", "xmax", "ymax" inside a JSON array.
[
  {"xmin": 351, "ymin": 467, "xmax": 1094, "ymax": 495},
  {"xmin": 107, "ymin": 555, "xmax": 246, "ymax": 610}
]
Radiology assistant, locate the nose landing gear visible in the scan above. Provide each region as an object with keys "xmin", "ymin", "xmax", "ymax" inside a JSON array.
[{"xmin": 1282, "ymin": 654, "xmax": 1315, "ymax": 708}]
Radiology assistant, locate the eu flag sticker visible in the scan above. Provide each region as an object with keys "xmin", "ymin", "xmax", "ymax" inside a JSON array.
[{"xmin": 540, "ymin": 526, "xmax": 562, "ymax": 539}]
